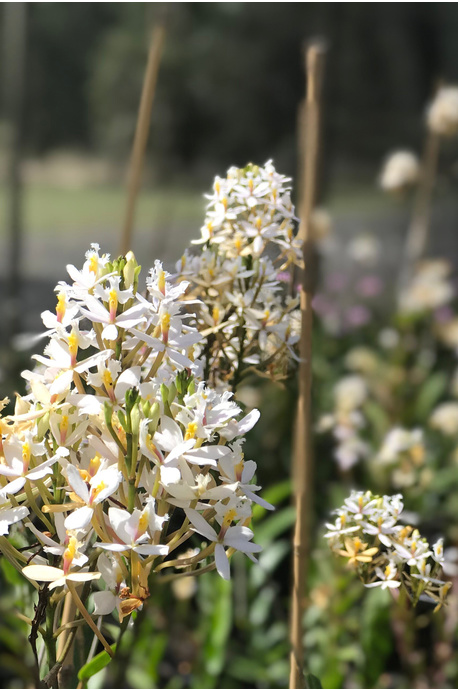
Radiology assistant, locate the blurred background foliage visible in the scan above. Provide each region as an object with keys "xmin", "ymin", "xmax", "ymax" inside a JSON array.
[{"xmin": 2, "ymin": 3, "xmax": 458, "ymax": 689}]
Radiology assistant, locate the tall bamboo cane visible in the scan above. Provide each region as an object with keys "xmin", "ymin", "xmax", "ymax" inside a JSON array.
[
  {"xmin": 289, "ymin": 42, "xmax": 326, "ymax": 690},
  {"xmin": 120, "ymin": 24, "xmax": 166, "ymax": 256}
]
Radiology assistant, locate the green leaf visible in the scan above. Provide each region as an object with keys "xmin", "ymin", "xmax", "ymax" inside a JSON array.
[
  {"xmin": 77, "ymin": 644, "xmax": 117, "ymax": 681},
  {"xmin": 252, "ymin": 479, "xmax": 291, "ymax": 521},
  {"xmin": 305, "ymin": 672, "xmax": 323, "ymax": 688},
  {"xmin": 414, "ymin": 371, "xmax": 447, "ymax": 421},
  {"xmin": 255, "ymin": 505, "xmax": 296, "ymax": 546}
]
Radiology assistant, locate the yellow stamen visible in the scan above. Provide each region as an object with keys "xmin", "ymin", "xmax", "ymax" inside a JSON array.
[
  {"xmin": 184, "ymin": 422, "xmax": 198, "ymax": 441},
  {"xmin": 88, "ymin": 255, "xmax": 98, "ymax": 275},
  {"xmin": 158, "ymin": 269, "xmax": 166, "ymax": 295},
  {"xmin": 109, "ymin": 289, "xmax": 118, "ymax": 322},
  {"xmin": 89, "ymin": 454, "xmax": 101, "ymax": 476},
  {"xmin": 222, "ymin": 508, "xmax": 237, "ymax": 528},
  {"xmin": 56, "ymin": 292, "xmax": 66, "ymax": 323},
  {"xmin": 137, "ymin": 510, "xmax": 149, "ymax": 536},
  {"xmin": 161, "ymin": 313, "xmax": 171, "ymax": 332},
  {"xmin": 90, "ymin": 480, "xmax": 107, "ymax": 505},
  {"xmin": 102, "ymin": 369, "xmax": 114, "ymax": 393},
  {"xmin": 212, "ymin": 306, "xmax": 220, "ymax": 323},
  {"xmin": 79, "ymin": 469, "xmax": 91, "ymax": 483},
  {"xmin": 68, "ymin": 331, "xmax": 78, "ymax": 366}
]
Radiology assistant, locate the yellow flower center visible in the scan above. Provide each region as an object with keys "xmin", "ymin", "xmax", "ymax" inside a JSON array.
[
  {"xmin": 212, "ymin": 306, "xmax": 220, "ymax": 323},
  {"xmin": 22, "ymin": 442, "xmax": 30, "ymax": 472},
  {"xmin": 158, "ymin": 269, "xmax": 166, "ymax": 295},
  {"xmin": 90, "ymin": 480, "xmax": 106, "ymax": 505},
  {"xmin": 384, "ymin": 564, "xmax": 391, "ymax": 578},
  {"xmin": 63, "ymin": 536, "xmax": 77, "ymax": 574},
  {"xmin": 89, "ymin": 454, "xmax": 101, "ymax": 476},
  {"xmin": 88, "ymin": 255, "xmax": 98, "ymax": 275},
  {"xmin": 109, "ymin": 289, "xmax": 118, "ymax": 321},
  {"xmin": 68, "ymin": 331, "xmax": 78, "ymax": 366},
  {"xmin": 222, "ymin": 508, "xmax": 237, "ymax": 528},
  {"xmin": 184, "ymin": 422, "xmax": 198, "ymax": 441},
  {"xmin": 56, "ymin": 292, "xmax": 66, "ymax": 323},
  {"xmin": 137, "ymin": 510, "xmax": 149, "ymax": 536},
  {"xmin": 161, "ymin": 312, "xmax": 171, "ymax": 332},
  {"xmin": 102, "ymin": 369, "xmax": 113, "ymax": 390}
]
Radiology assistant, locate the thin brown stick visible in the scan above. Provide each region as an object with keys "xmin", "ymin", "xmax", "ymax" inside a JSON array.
[
  {"xmin": 120, "ymin": 24, "xmax": 166, "ymax": 256},
  {"xmin": 57, "ymin": 592, "xmax": 77, "ymax": 688},
  {"xmin": 289, "ymin": 42, "xmax": 326, "ymax": 690},
  {"xmin": 398, "ymin": 127, "xmax": 440, "ymax": 295}
]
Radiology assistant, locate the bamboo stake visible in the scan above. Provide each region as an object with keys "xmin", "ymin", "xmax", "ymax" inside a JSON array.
[
  {"xmin": 398, "ymin": 127, "xmax": 440, "ymax": 297},
  {"xmin": 289, "ymin": 42, "xmax": 326, "ymax": 690},
  {"xmin": 119, "ymin": 24, "xmax": 166, "ymax": 256},
  {"xmin": 57, "ymin": 593, "xmax": 77, "ymax": 688}
]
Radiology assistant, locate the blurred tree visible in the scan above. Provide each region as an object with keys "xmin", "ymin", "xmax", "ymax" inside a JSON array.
[{"xmin": 3, "ymin": 4, "xmax": 458, "ymax": 180}]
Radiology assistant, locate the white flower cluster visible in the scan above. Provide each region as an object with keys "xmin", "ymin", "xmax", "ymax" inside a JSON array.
[
  {"xmin": 317, "ymin": 375, "xmax": 369, "ymax": 471},
  {"xmin": 0, "ymin": 244, "xmax": 275, "ymax": 625},
  {"xmin": 176, "ymin": 161, "xmax": 302, "ymax": 387},
  {"xmin": 325, "ymin": 490, "xmax": 451, "ymax": 610},
  {"xmin": 399, "ymin": 260, "xmax": 454, "ymax": 314},
  {"xmin": 377, "ymin": 427, "xmax": 425, "ymax": 488}
]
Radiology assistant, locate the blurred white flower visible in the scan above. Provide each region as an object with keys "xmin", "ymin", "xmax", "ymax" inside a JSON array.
[
  {"xmin": 379, "ymin": 151, "xmax": 420, "ymax": 192},
  {"xmin": 427, "ymin": 86, "xmax": 458, "ymax": 136}
]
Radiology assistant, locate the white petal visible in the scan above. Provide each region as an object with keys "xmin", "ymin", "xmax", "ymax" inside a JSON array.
[
  {"xmin": 98, "ymin": 543, "xmax": 130, "ymax": 552},
  {"xmin": 92, "ymin": 591, "xmax": 117, "ymax": 615},
  {"xmin": 214, "ymin": 543, "xmax": 230, "ymax": 580},
  {"xmin": 102, "ymin": 324, "xmax": 118, "ymax": 341},
  {"xmin": 66, "ymin": 465, "xmax": 89, "ymax": 503},
  {"xmin": 184, "ymin": 508, "xmax": 218, "ymax": 542},
  {"xmin": 64, "ymin": 505, "xmax": 94, "ymax": 531},
  {"xmin": 133, "ymin": 544, "xmax": 169, "ymax": 556},
  {"xmin": 66, "ymin": 572, "xmax": 101, "ymax": 583},
  {"xmin": 22, "ymin": 565, "xmax": 63, "ymax": 582}
]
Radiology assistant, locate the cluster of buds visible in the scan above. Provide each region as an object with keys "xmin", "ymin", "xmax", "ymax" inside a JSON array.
[
  {"xmin": 0, "ymin": 242, "xmax": 277, "ymax": 636},
  {"xmin": 325, "ymin": 490, "xmax": 451, "ymax": 611},
  {"xmin": 176, "ymin": 161, "xmax": 302, "ymax": 388}
]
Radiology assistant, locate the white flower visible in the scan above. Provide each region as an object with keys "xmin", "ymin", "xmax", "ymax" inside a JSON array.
[
  {"xmin": 365, "ymin": 562, "xmax": 401, "ymax": 589},
  {"xmin": 430, "ymin": 402, "xmax": 458, "ymax": 436},
  {"xmin": 347, "ymin": 235, "xmax": 380, "ymax": 265},
  {"xmin": 377, "ymin": 428, "xmax": 424, "ymax": 464},
  {"xmin": 427, "ymin": 86, "xmax": 458, "ymax": 136},
  {"xmin": 379, "ymin": 151, "xmax": 420, "ymax": 192},
  {"xmin": 79, "ymin": 291, "xmax": 148, "ymax": 341},
  {"xmin": 98, "ymin": 507, "xmax": 169, "ymax": 556},
  {"xmin": 22, "ymin": 564, "xmax": 100, "ymax": 591},
  {"xmin": 64, "ymin": 464, "xmax": 122, "ymax": 530},
  {"xmin": 334, "ymin": 376, "xmax": 367, "ymax": 412},
  {"xmin": 185, "ymin": 507, "xmax": 261, "ymax": 580}
]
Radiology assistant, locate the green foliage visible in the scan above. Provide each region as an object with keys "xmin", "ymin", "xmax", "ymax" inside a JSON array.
[{"xmin": 78, "ymin": 645, "xmax": 117, "ymax": 682}]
